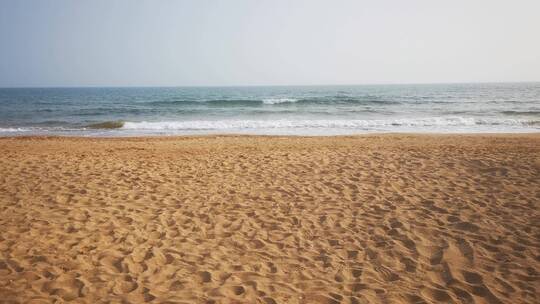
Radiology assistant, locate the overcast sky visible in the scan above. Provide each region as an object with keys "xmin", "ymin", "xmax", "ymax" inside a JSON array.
[{"xmin": 1, "ymin": 0, "xmax": 539, "ymax": 87}]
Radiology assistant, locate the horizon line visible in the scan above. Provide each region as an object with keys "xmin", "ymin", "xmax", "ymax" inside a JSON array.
[{"xmin": 1, "ymin": 80, "xmax": 539, "ymax": 89}]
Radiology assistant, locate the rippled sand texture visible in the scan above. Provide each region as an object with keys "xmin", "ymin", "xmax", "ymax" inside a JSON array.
[{"xmin": 0, "ymin": 135, "xmax": 539, "ymax": 304}]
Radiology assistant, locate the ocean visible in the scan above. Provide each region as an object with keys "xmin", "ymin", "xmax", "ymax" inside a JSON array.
[{"xmin": 0, "ymin": 83, "xmax": 538, "ymax": 136}]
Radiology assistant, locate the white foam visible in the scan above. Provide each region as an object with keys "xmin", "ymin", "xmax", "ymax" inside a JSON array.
[
  {"xmin": 1, "ymin": 117, "xmax": 536, "ymax": 137},
  {"xmin": 0, "ymin": 127, "xmax": 31, "ymax": 132},
  {"xmin": 121, "ymin": 117, "xmax": 538, "ymax": 131},
  {"xmin": 261, "ymin": 98, "xmax": 299, "ymax": 105}
]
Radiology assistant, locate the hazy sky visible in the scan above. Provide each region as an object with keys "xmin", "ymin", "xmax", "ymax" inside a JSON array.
[{"xmin": 1, "ymin": 0, "xmax": 539, "ymax": 87}]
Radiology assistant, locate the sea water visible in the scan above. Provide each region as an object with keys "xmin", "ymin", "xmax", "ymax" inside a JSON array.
[{"xmin": 0, "ymin": 83, "xmax": 538, "ymax": 136}]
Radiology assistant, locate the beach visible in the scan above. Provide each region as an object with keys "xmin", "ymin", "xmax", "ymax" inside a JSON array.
[{"xmin": 0, "ymin": 134, "xmax": 539, "ymax": 303}]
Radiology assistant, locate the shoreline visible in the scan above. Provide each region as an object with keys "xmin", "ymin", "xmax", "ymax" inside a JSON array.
[
  {"xmin": 1, "ymin": 132, "xmax": 539, "ymax": 140},
  {"xmin": 1, "ymin": 134, "xmax": 539, "ymax": 303}
]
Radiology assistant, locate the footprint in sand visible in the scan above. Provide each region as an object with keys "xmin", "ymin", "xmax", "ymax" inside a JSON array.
[
  {"xmin": 420, "ymin": 287, "xmax": 451, "ymax": 302},
  {"xmin": 99, "ymin": 255, "xmax": 124, "ymax": 273},
  {"xmin": 231, "ymin": 285, "xmax": 246, "ymax": 296},
  {"xmin": 198, "ymin": 271, "xmax": 212, "ymax": 283},
  {"xmin": 429, "ymin": 247, "xmax": 444, "ymax": 265},
  {"xmin": 112, "ymin": 275, "xmax": 138, "ymax": 294},
  {"xmin": 462, "ymin": 270, "xmax": 483, "ymax": 285},
  {"xmin": 375, "ymin": 265, "xmax": 399, "ymax": 282},
  {"xmin": 453, "ymin": 221, "xmax": 480, "ymax": 233},
  {"xmin": 403, "ymin": 293, "xmax": 427, "ymax": 304},
  {"xmin": 400, "ymin": 257, "xmax": 417, "ymax": 273},
  {"xmin": 42, "ymin": 276, "xmax": 85, "ymax": 301}
]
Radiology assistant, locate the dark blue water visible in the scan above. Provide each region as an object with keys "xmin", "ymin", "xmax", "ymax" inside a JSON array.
[{"xmin": 0, "ymin": 83, "xmax": 538, "ymax": 136}]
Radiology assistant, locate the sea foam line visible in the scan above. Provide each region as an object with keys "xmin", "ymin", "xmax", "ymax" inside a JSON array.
[
  {"xmin": 120, "ymin": 117, "xmax": 539, "ymax": 130},
  {"xmin": 0, "ymin": 127, "xmax": 32, "ymax": 132}
]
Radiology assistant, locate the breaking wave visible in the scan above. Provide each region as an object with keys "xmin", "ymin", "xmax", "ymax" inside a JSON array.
[
  {"xmin": 86, "ymin": 121, "xmax": 125, "ymax": 129},
  {"xmin": 120, "ymin": 117, "xmax": 539, "ymax": 131}
]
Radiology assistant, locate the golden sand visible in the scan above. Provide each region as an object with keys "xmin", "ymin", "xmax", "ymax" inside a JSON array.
[{"xmin": 0, "ymin": 134, "xmax": 539, "ymax": 303}]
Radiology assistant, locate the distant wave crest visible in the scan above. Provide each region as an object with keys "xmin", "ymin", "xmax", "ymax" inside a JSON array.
[
  {"xmin": 261, "ymin": 98, "xmax": 299, "ymax": 105},
  {"xmin": 146, "ymin": 96, "xmax": 397, "ymax": 106},
  {"xmin": 501, "ymin": 110, "xmax": 540, "ymax": 116}
]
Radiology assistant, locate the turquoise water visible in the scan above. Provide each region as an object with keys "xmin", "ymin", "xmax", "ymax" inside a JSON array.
[{"xmin": 0, "ymin": 83, "xmax": 538, "ymax": 136}]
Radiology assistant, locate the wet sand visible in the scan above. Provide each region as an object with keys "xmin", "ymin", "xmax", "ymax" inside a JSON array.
[{"xmin": 0, "ymin": 134, "xmax": 539, "ymax": 303}]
